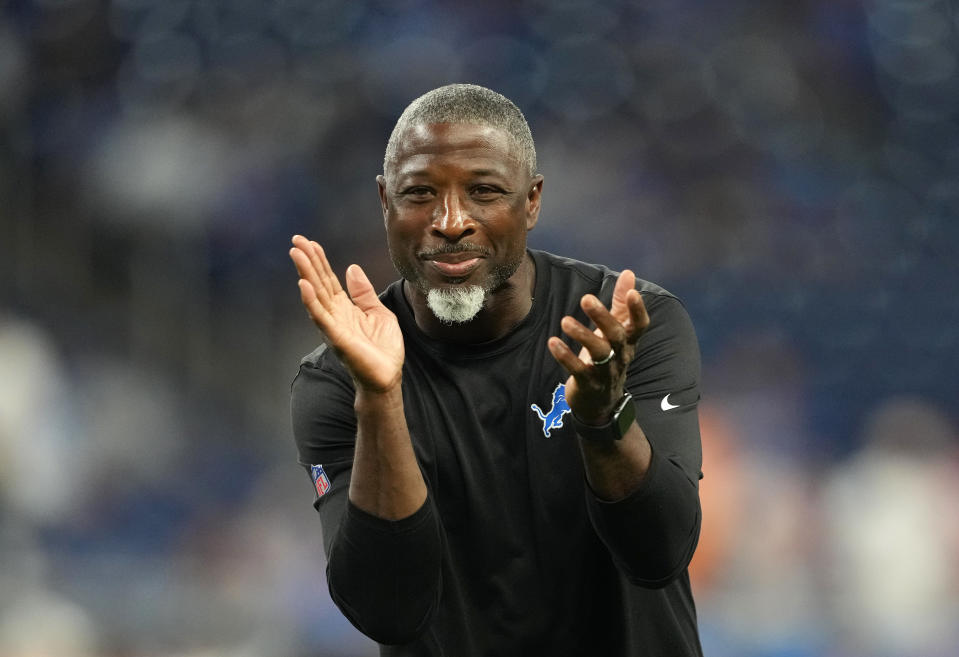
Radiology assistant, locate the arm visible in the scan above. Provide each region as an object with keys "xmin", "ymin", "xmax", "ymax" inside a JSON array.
[
  {"xmin": 290, "ymin": 235, "xmax": 424, "ymax": 518},
  {"xmin": 289, "ymin": 235, "xmax": 441, "ymax": 642},
  {"xmin": 547, "ymin": 269, "xmax": 653, "ymax": 498},
  {"xmin": 547, "ymin": 271, "xmax": 702, "ymax": 586}
]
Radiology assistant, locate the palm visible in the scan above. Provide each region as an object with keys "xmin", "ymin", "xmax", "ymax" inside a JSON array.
[
  {"xmin": 290, "ymin": 236, "xmax": 404, "ymax": 392},
  {"xmin": 322, "ymin": 285, "xmax": 404, "ymax": 391},
  {"xmin": 548, "ymin": 270, "xmax": 649, "ymax": 422},
  {"xmin": 563, "ymin": 325, "xmax": 626, "ymax": 410}
]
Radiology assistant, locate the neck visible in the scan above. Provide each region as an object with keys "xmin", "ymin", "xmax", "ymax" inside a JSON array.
[{"xmin": 405, "ymin": 252, "xmax": 536, "ymax": 344}]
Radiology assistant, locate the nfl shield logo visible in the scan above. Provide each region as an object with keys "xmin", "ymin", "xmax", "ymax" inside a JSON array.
[{"xmin": 310, "ymin": 464, "xmax": 331, "ymax": 498}]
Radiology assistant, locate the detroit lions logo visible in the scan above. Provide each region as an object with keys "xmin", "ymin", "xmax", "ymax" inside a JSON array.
[{"xmin": 531, "ymin": 383, "xmax": 571, "ymax": 438}]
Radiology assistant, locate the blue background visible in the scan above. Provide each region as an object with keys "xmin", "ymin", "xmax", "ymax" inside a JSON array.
[{"xmin": 1, "ymin": 1, "xmax": 957, "ymax": 655}]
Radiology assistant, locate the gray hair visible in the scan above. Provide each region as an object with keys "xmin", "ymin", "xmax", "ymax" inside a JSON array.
[{"xmin": 383, "ymin": 84, "xmax": 537, "ymax": 179}]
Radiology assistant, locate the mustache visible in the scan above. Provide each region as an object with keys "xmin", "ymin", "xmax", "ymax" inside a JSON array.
[{"xmin": 418, "ymin": 243, "xmax": 492, "ymax": 259}]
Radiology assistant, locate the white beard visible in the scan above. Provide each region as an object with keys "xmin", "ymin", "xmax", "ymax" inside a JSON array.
[{"xmin": 426, "ymin": 285, "xmax": 486, "ymax": 324}]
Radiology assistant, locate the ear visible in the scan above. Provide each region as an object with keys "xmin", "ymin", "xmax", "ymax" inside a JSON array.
[
  {"xmin": 525, "ymin": 174, "xmax": 544, "ymax": 231},
  {"xmin": 376, "ymin": 175, "xmax": 389, "ymax": 219}
]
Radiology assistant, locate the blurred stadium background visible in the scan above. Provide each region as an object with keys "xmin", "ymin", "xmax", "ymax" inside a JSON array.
[{"xmin": 1, "ymin": 0, "xmax": 958, "ymax": 655}]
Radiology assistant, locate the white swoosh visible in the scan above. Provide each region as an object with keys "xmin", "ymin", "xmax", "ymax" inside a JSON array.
[{"xmin": 661, "ymin": 394, "xmax": 680, "ymax": 411}]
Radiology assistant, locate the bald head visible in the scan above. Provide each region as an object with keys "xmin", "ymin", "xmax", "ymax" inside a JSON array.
[{"xmin": 383, "ymin": 84, "xmax": 537, "ymax": 181}]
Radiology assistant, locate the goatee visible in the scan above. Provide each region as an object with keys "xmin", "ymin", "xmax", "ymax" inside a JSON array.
[{"xmin": 426, "ymin": 286, "xmax": 486, "ymax": 324}]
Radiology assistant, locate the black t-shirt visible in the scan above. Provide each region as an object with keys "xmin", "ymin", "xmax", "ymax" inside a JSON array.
[{"xmin": 292, "ymin": 249, "xmax": 704, "ymax": 657}]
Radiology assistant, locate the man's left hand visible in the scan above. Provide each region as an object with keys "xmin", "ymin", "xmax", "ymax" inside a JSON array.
[{"xmin": 547, "ymin": 270, "xmax": 650, "ymax": 424}]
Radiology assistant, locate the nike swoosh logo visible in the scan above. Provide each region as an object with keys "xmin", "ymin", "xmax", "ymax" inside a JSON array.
[{"xmin": 661, "ymin": 394, "xmax": 680, "ymax": 411}]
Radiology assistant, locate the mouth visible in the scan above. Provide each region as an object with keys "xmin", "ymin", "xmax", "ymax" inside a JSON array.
[
  {"xmin": 420, "ymin": 247, "xmax": 487, "ymax": 278},
  {"xmin": 428, "ymin": 255, "xmax": 483, "ymax": 277}
]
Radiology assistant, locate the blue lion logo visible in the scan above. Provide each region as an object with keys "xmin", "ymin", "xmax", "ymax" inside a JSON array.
[{"xmin": 531, "ymin": 383, "xmax": 571, "ymax": 438}]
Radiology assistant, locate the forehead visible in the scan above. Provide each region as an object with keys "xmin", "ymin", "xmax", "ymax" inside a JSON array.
[{"xmin": 388, "ymin": 123, "xmax": 522, "ymax": 179}]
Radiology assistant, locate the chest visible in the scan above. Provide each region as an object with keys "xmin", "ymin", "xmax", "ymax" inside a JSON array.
[{"xmin": 400, "ymin": 341, "xmax": 588, "ymax": 533}]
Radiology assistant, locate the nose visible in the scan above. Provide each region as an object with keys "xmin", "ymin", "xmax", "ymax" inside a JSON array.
[{"xmin": 431, "ymin": 192, "xmax": 475, "ymax": 241}]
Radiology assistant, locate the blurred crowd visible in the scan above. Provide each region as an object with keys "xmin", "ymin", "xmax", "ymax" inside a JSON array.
[{"xmin": 1, "ymin": 0, "xmax": 957, "ymax": 655}]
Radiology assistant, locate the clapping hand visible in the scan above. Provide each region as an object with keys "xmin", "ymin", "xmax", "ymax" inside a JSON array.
[
  {"xmin": 289, "ymin": 235, "xmax": 404, "ymax": 393},
  {"xmin": 547, "ymin": 270, "xmax": 650, "ymax": 424}
]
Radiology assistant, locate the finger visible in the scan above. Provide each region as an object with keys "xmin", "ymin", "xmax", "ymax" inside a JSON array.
[
  {"xmin": 290, "ymin": 236, "xmax": 326, "ymax": 282},
  {"xmin": 547, "ymin": 336, "xmax": 592, "ymax": 377},
  {"xmin": 344, "ymin": 264, "xmax": 383, "ymax": 313},
  {"xmin": 624, "ymin": 288, "xmax": 650, "ymax": 343},
  {"xmin": 579, "ymin": 294, "xmax": 626, "ymax": 349},
  {"xmin": 290, "ymin": 234, "xmax": 317, "ymax": 278},
  {"xmin": 291, "ymin": 235, "xmax": 339, "ymax": 300},
  {"xmin": 297, "ymin": 278, "xmax": 334, "ymax": 328},
  {"xmin": 560, "ymin": 314, "xmax": 613, "ymax": 364},
  {"xmin": 307, "ymin": 240, "xmax": 343, "ymax": 298},
  {"xmin": 290, "ymin": 246, "xmax": 329, "ymax": 306},
  {"xmin": 291, "ymin": 234, "xmax": 310, "ymax": 249},
  {"xmin": 609, "ymin": 269, "xmax": 637, "ymax": 324},
  {"xmin": 289, "ymin": 246, "xmax": 323, "ymax": 294},
  {"xmin": 291, "ymin": 246, "xmax": 343, "ymax": 319}
]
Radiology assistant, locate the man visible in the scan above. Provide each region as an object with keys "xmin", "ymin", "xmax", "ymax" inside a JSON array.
[{"xmin": 290, "ymin": 84, "xmax": 704, "ymax": 656}]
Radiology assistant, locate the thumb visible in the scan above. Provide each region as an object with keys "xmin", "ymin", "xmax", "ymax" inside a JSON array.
[{"xmin": 344, "ymin": 264, "xmax": 382, "ymax": 312}]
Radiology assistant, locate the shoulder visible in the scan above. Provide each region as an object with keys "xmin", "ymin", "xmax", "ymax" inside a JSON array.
[
  {"xmin": 299, "ymin": 343, "xmax": 330, "ymax": 369},
  {"xmin": 533, "ymin": 249, "xmax": 613, "ymax": 287},
  {"xmin": 295, "ymin": 343, "xmax": 354, "ymax": 397},
  {"xmin": 298, "ymin": 342, "xmax": 343, "ymax": 375},
  {"xmin": 291, "ymin": 343, "xmax": 357, "ymax": 446},
  {"xmin": 531, "ymin": 249, "xmax": 683, "ymax": 307}
]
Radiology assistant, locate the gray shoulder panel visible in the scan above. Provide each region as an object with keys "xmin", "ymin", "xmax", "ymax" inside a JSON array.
[{"xmin": 300, "ymin": 342, "xmax": 330, "ymax": 368}]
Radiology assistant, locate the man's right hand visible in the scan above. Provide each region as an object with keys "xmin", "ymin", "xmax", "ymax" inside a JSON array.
[{"xmin": 289, "ymin": 235, "xmax": 405, "ymax": 393}]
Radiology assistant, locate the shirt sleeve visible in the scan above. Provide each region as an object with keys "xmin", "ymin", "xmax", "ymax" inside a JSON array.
[
  {"xmin": 291, "ymin": 345, "xmax": 443, "ymax": 644},
  {"xmin": 585, "ymin": 292, "xmax": 703, "ymax": 588}
]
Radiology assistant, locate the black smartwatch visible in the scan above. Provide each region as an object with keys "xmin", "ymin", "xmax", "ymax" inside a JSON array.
[{"xmin": 571, "ymin": 391, "xmax": 636, "ymax": 441}]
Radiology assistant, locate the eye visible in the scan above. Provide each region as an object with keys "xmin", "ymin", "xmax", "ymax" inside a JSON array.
[
  {"xmin": 400, "ymin": 186, "xmax": 434, "ymax": 202},
  {"xmin": 471, "ymin": 184, "xmax": 504, "ymax": 200}
]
